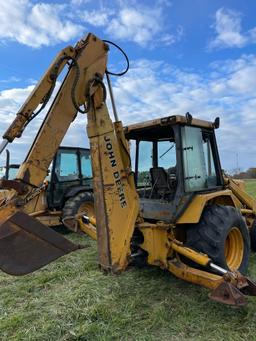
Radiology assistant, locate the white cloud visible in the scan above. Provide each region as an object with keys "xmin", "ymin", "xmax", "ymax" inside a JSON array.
[
  {"xmin": 79, "ymin": 8, "xmax": 114, "ymax": 27},
  {"xmin": 0, "ymin": 0, "xmax": 83, "ymax": 48},
  {"xmin": 70, "ymin": 0, "xmax": 91, "ymax": 5},
  {"xmin": 1, "ymin": 54, "xmax": 256, "ymax": 171},
  {"xmin": 111, "ymin": 56, "xmax": 256, "ymax": 171},
  {"xmin": 78, "ymin": 2, "xmax": 183, "ymax": 47},
  {"xmin": 160, "ymin": 26, "xmax": 183, "ymax": 46},
  {"xmin": 106, "ymin": 7, "xmax": 161, "ymax": 46},
  {"xmin": 209, "ymin": 7, "xmax": 256, "ymax": 50},
  {"xmin": 0, "ymin": 0, "xmax": 182, "ymax": 49}
]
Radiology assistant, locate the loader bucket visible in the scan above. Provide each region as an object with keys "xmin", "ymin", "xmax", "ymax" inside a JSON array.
[{"xmin": 0, "ymin": 211, "xmax": 80, "ymax": 275}]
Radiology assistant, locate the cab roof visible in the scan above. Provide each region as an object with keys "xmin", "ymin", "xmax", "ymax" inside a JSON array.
[{"xmin": 124, "ymin": 114, "xmax": 219, "ymax": 140}]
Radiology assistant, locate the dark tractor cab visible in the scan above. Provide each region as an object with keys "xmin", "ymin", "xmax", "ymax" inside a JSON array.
[
  {"xmin": 125, "ymin": 114, "xmax": 223, "ymax": 223},
  {"xmin": 1, "ymin": 146, "xmax": 94, "ymax": 231},
  {"xmin": 46, "ymin": 146, "xmax": 93, "ymax": 210}
]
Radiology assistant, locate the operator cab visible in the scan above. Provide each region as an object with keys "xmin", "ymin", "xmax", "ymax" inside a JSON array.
[
  {"xmin": 46, "ymin": 146, "xmax": 93, "ymax": 209},
  {"xmin": 129, "ymin": 126, "xmax": 177, "ymax": 200},
  {"xmin": 125, "ymin": 114, "xmax": 224, "ymax": 222}
]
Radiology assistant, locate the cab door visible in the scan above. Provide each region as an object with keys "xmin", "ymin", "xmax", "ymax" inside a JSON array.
[{"xmin": 47, "ymin": 148, "xmax": 80, "ymax": 209}]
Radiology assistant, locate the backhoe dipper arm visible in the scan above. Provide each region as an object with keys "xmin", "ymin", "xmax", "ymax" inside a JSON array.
[
  {"xmin": 86, "ymin": 99, "xmax": 139, "ymax": 272},
  {"xmin": 0, "ymin": 46, "xmax": 76, "ymax": 154},
  {"xmin": 2, "ymin": 34, "xmax": 108, "ymax": 189}
]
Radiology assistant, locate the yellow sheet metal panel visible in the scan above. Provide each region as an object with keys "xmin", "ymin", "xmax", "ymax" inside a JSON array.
[
  {"xmin": 139, "ymin": 227, "xmax": 169, "ymax": 268},
  {"xmin": 88, "ymin": 103, "xmax": 139, "ymax": 273},
  {"xmin": 177, "ymin": 190, "xmax": 238, "ymax": 224}
]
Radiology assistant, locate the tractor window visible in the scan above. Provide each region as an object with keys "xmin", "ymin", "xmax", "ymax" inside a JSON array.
[
  {"xmin": 158, "ymin": 140, "xmax": 176, "ymax": 172},
  {"xmin": 0, "ymin": 167, "xmax": 4, "ymax": 179},
  {"xmin": 8, "ymin": 166, "xmax": 19, "ymax": 180},
  {"xmin": 128, "ymin": 140, "xmax": 136, "ymax": 171},
  {"xmin": 203, "ymin": 134, "xmax": 216, "ymax": 181},
  {"xmin": 181, "ymin": 126, "xmax": 218, "ymax": 192},
  {"xmin": 81, "ymin": 152, "xmax": 92, "ymax": 178},
  {"xmin": 137, "ymin": 141, "xmax": 153, "ymax": 187},
  {"xmin": 55, "ymin": 151, "xmax": 79, "ymax": 181}
]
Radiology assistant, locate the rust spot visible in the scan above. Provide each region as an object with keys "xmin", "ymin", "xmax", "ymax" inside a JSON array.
[
  {"xmin": 23, "ymin": 169, "xmax": 31, "ymax": 184},
  {"xmin": 209, "ymin": 282, "xmax": 247, "ymax": 306},
  {"xmin": 0, "ymin": 180, "xmax": 28, "ymax": 195}
]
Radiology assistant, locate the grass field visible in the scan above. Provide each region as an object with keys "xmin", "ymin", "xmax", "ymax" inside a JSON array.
[{"xmin": 1, "ymin": 181, "xmax": 256, "ymax": 341}]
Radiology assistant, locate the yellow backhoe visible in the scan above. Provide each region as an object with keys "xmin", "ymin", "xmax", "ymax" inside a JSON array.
[{"xmin": 0, "ymin": 33, "xmax": 256, "ymax": 306}]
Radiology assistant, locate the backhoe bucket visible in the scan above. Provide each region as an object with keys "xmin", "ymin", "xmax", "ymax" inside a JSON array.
[{"xmin": 0, "ymin": 211, "xmax": 80, "ymax": 275}]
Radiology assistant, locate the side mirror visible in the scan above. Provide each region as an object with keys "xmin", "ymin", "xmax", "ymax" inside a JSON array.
[{"xmin": 214, "ymin": 117, "xmax": 220, "ymax": 129}]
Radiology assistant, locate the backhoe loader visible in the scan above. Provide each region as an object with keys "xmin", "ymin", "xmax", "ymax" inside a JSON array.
[{"xmin": 0, "ymin": 33, "xmax": 256, "ymax": 306}]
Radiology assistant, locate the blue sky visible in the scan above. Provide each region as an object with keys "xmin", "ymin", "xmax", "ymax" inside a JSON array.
[{"xmin": 0, "ymin": 0, "xmax": 256, "ymax": 172}]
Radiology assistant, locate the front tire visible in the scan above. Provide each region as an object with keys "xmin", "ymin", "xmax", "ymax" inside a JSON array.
[
  {"xmin": 185, "ymin": 205, "xmax": 250, "ymax": 274},
  {"xmin": 62, "ymin": 192, "xmax": 94, "ymax": 232}
]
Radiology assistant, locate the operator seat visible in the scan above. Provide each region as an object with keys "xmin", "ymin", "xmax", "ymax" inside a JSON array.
[{"xmin": 150, "ymin": 167, "xmax": 175, "ymax": 199}]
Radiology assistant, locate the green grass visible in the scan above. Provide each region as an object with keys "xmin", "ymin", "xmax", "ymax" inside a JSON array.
[
  {"xmin": 245, "ymin": 179, "xmax": 256, "ymax": 198},
  {"xmin": 1, "ymin": 181, "xmax": 256, "ymax": 341}
]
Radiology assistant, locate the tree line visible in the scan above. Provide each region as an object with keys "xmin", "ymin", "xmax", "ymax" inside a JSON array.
[{"xmin": 233, "ymin": 168, "xmax": 256, "ymax": 179}]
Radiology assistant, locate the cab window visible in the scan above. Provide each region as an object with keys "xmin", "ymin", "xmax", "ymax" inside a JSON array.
[
  {"xmin": 137, "ymin": 141, "xmax": 153, "ymax": 187},
  {"xmin": 158, "ymin": 140, "xmax": 176, "ymax": 173},
  {"xmin": 81, "ymin": 151, "xmax": 92, "ymax": 178},
  {"xmin": 55, "ymin": 151, "xmax": 79, "ymax": 181},
  {"xmin": 181, "ymin": 126, "xmax": 218, "ymax": 192}
]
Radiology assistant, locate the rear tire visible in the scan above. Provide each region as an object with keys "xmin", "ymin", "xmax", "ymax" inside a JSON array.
[
  {"xmin": 185, "ymin": 205, "xmax": 250, "ymax": 274},
  {"xmin": 62, "ymin": 192, "xmax": 94, "ymax": 232}
]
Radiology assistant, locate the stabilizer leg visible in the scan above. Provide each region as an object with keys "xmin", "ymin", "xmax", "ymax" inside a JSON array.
[{"xmin": 168, "ymin": 242, "xmax": 256, "ymax": 306}]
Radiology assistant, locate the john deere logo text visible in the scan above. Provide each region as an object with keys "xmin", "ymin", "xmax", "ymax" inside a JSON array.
[{"xmin": 104, "ymin": 135, "xmax": 127, "ymax": 208}]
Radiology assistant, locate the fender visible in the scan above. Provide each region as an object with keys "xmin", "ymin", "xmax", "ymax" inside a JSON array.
[{"xmin": 177, "ymin": 189, "xmax": 241, "ymax": 224}]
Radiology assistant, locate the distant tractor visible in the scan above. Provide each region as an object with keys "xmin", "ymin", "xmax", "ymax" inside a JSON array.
[{"xmin": 0, "ymin": 146, "xmax": 94, "ymax": 231}]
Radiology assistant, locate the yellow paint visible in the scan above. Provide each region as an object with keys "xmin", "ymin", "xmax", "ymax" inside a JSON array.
[
  {"xmin": 225, "ymin": 227, "xmax": 244, "ymax": 271},
  {"xmin": 139, "ymin": 226, "xmax": 169, "ymax": 267},
  {"xmin": 168, "ymin": 257, "xmax": 223, "ymax": 289},
  {"xmin": 87, "ymin": 104, "xmax": 140, "ymax": 272},
  {"xmin": 177, "ymin": 190, "xmax": 238, "ymax": 224},
  {"xmin": 78, "ymin": 219, "xmax": 97, "ymax": 240},
  {"xmin": 171, "ymin": 242, "xmax": 210, "ymax": 266}
]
